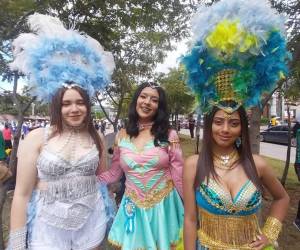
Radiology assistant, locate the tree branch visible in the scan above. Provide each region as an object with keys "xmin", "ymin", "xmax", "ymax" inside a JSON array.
[
  {"xmin": 12, "ymin": 72, "xmax": 21, "ymax": 109},
  {"xmin": 261, "ymin": 86, "xmax": 280, "ymax": 111},
  {"xmin": 95, "ymin": 94, "xmax": 113, "ymax": 124},
  {"xmin": 22, "ymin": 96, "xmax": 37, "ymax": 114},
  {"xmin": 105, "ymin": 88, "xmax": 118, "ymax": 106}
]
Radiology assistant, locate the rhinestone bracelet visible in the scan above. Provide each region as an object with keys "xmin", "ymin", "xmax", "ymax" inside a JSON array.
[
  {"xmin": 8, "ymin": 227, "xmax": 27, "ymax": 250},
  {"xmin": 262, "ymin": 216, "xmax": 282, "ymax": 245}
]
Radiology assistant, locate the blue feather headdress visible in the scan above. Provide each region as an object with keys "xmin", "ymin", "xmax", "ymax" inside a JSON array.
[
  {"xmin": 10, "ymin": 13, "xmax": 115, "ymax": 101},
  {"xmin": 181, "ymin": 0, "xmax": 289, "ymax": 113}
]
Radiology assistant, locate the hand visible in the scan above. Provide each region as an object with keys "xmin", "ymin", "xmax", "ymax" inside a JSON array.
[{"xmin": 249, "ymin": 234, "xmax": 270, "ymax": 250}]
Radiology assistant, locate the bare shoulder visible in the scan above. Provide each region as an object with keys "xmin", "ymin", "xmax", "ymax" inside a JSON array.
[
  {"xmin": 252, "ymin": 154, "xmax": 269, "ymax": 176},
  {"xmin": 25, "ymin": 127, "xmax": 45, "ymax": 142},
  {"xmin": 17, "ymin": 127, "xmax": 45, "ymax": 158}
]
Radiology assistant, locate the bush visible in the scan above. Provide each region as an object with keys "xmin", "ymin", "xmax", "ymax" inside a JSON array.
[{"xmin": 260, "ymin": 117, "xmax": 269, "ymax": 125}]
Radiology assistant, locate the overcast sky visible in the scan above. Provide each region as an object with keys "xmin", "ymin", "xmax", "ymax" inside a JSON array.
[
  {"xmin": 155, "ymin": 39, "xmax": 188, "ymax": 74},
  {"xmin": 0, "ymin": 39, "xmax": 190, "ymax": 94}
]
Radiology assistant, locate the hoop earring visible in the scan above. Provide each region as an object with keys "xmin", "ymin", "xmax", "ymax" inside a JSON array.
[{"xmin": 235, "ymin": 137, "xmax": 242, "ymax": 148}]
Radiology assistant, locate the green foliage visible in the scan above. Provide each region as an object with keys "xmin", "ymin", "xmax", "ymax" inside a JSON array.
[
  {"xmin": 0, "ymin": 0, "xmax": 199, "ymax": 130},
  {"xmin": 260, "ymin": 116, "xmax": 270, "ymax": 125},
  {"xmin": 0, "ymin": 0, "xmax": 46, "ymax": 81},
  {"xmin": 269, "ymin": 0, "xmax": 300, "ymax": 102},
  {"xmin": 0, "ymin": 93, "xmax": 18, "ymax": 115},
  {"xmin": 158, "ymin": 67, "xmax": 195, "ymax": 117},
  {"xmin": 92, "ymin": 109, "xmax": 106, "ymax": 120}
]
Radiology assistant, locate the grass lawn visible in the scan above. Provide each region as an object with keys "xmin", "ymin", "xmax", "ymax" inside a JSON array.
[
  {"xmin": 179, "ymin": 134, "xmax": 300, "ymax": 249},
  {"xmin": 2, "ymin": 135, "xmax": 299, "ymax": 249}
]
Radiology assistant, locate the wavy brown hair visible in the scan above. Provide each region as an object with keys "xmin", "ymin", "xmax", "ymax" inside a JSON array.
[
  {"xmin": 195, "ymin": 104, "xmax": 263, "ymax": 191},
  {"xmin": 49, "ymin": 85, "xmax": 103, "ymax": 159}
]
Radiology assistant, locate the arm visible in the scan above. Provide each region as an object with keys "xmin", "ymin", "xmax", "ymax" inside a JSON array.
[
  {"xmin": 9, "ymin": 128, "xmax": 42, "ymax": 248},
  {"xmin": 168, "ymin": 129, "xmax": 184, "ymax": 197},
  {"xmin": 250, "ymin": 154, "xmax": 290, "ymax": 249},
  {"xmin": 11, "ymin": 128, "xmax": 43, "ymax": 229},
  {"xmin": 255, "ymin": 155, "xmax": 289, "ymax": 221},
  {"xmin": 183, "ymin": 155, "xmax": 198, "ymax": 250}
]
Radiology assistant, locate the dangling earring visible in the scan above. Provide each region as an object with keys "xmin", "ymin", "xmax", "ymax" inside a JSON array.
[{"xmin": 235, "ymin": 137, "xmax": 242, "ymax": 148}]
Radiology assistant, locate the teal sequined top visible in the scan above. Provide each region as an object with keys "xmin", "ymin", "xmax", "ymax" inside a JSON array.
[
  {"xmin": 196, "ymin": 178, "xmax": 262, "ymax": 216},
  {"xmin": 196, "ymin": 178, "xmax": 262, "ymax": 249}
]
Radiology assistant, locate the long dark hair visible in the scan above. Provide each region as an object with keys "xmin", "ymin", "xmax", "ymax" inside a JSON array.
[
  {"xmin": 126, "ymin": 82, "xmax": 170, "ymax": 146},
  {"xmin": 49, "ymin": 85, "xmax": 103, "ymax": 157},
  {"xmin": 196, "ymin": 105, "xmax": 263, "ymax": 191}
]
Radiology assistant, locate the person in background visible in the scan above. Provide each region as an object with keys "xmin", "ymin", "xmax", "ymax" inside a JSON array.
[
  {"xmin": 2, "ymin": 123, "xmax": 13, "ymax": 149},
  {"xmin": 21, "ymin": 122, "xmax": 29, "ymax": 140},
  {"xmin": 0, "ymin": 122, "xmax": 4, "ymax": 131},
  {"xmin": 188, "ymin": 114, "xmax": 196, "ymax": 139},
  {"xmin": 100, "ymin": 119, "xmax": 106, "ymax": 135},
  {"xmin": 270, "ymin": 116, "xmax": 278, "ymax": 127},
  {"xmin": 94, "ymin": 120, "xmax": 100, "ymax": 131}
]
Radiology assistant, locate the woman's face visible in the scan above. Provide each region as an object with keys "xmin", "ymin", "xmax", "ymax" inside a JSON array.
[
  {"xmin": 136, "ymin": 87, "xmax": 159, "ymax": 122},
  {"xmin": 211, "ymin": 109, "xmax": 241, "ymax": 148},
  {"xmin": 61, "ymin": 88, "xmax": 87, "ymax": 127}
]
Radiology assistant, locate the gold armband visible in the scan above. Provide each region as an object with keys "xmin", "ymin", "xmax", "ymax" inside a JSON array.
[{"xmin": 262, "ymin": 216, "xmax": 282, "ymax": 245}]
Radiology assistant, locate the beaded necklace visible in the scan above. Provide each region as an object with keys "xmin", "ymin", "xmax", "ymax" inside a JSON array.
[{"xmin": 213, "ymin": 150, "xmax": 239, "ymax": 170}]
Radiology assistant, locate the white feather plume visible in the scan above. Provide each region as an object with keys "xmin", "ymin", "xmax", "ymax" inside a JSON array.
[{"xmin": 9, "ymin": 13, "xmax": 115, "ymax": 101}]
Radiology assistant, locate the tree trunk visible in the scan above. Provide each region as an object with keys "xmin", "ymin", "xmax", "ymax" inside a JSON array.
[
  {"xmin": 0, "ymin": 184, "xmax": 6, "ymax": 250},
  {"xmin": 281, "ymin": 104, "xmax": 291, "ymax": 186},
  {"xmin": 249, "ymin": 106, "xmax": 261, "ymax": 154},
  {"xmin": 97, "ymin": 87, "xmax": 125, "ymax": 133}
]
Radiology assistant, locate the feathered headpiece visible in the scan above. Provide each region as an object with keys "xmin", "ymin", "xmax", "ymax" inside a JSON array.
[
  {"xmin": 10, "ymin": 13, "xmax": 115, "ymax": 101},
  {"xmin": 181, "ymin": 0, "xmax": 289, "ymax": 113}
]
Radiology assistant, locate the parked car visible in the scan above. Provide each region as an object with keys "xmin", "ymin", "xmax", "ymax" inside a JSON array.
[{"xmin": 260, "ymin": 123, "xmax": 296, "ymax": 147}]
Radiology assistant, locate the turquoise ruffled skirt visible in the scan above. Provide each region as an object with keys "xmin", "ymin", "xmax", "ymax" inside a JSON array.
[{"xmin": 108, "ymin": 188, "xmax": 184, "ymax": 250}]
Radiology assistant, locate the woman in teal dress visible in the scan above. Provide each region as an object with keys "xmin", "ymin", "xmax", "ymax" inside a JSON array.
[
  {"xmin": 181, "ymin": 0, "xmax": 290, "ymax": 249},
  {"xmin": 99, "ymin": 82, "xmax": 184, "ymax": 250}
]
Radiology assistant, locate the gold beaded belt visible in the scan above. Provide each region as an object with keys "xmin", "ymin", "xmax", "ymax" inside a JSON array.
[
  {"xmin": 198, "ymin": 208, "xmax": 261, "ymax": 250},
  {"xmin": 125, "ymin": 180, "xmax": 174, "ymax": 209}
]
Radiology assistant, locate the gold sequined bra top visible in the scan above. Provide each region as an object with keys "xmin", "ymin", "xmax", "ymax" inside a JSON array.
[{"xmin": 196, "ymin": 179, "xmax": 262, "ymax": 249}]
